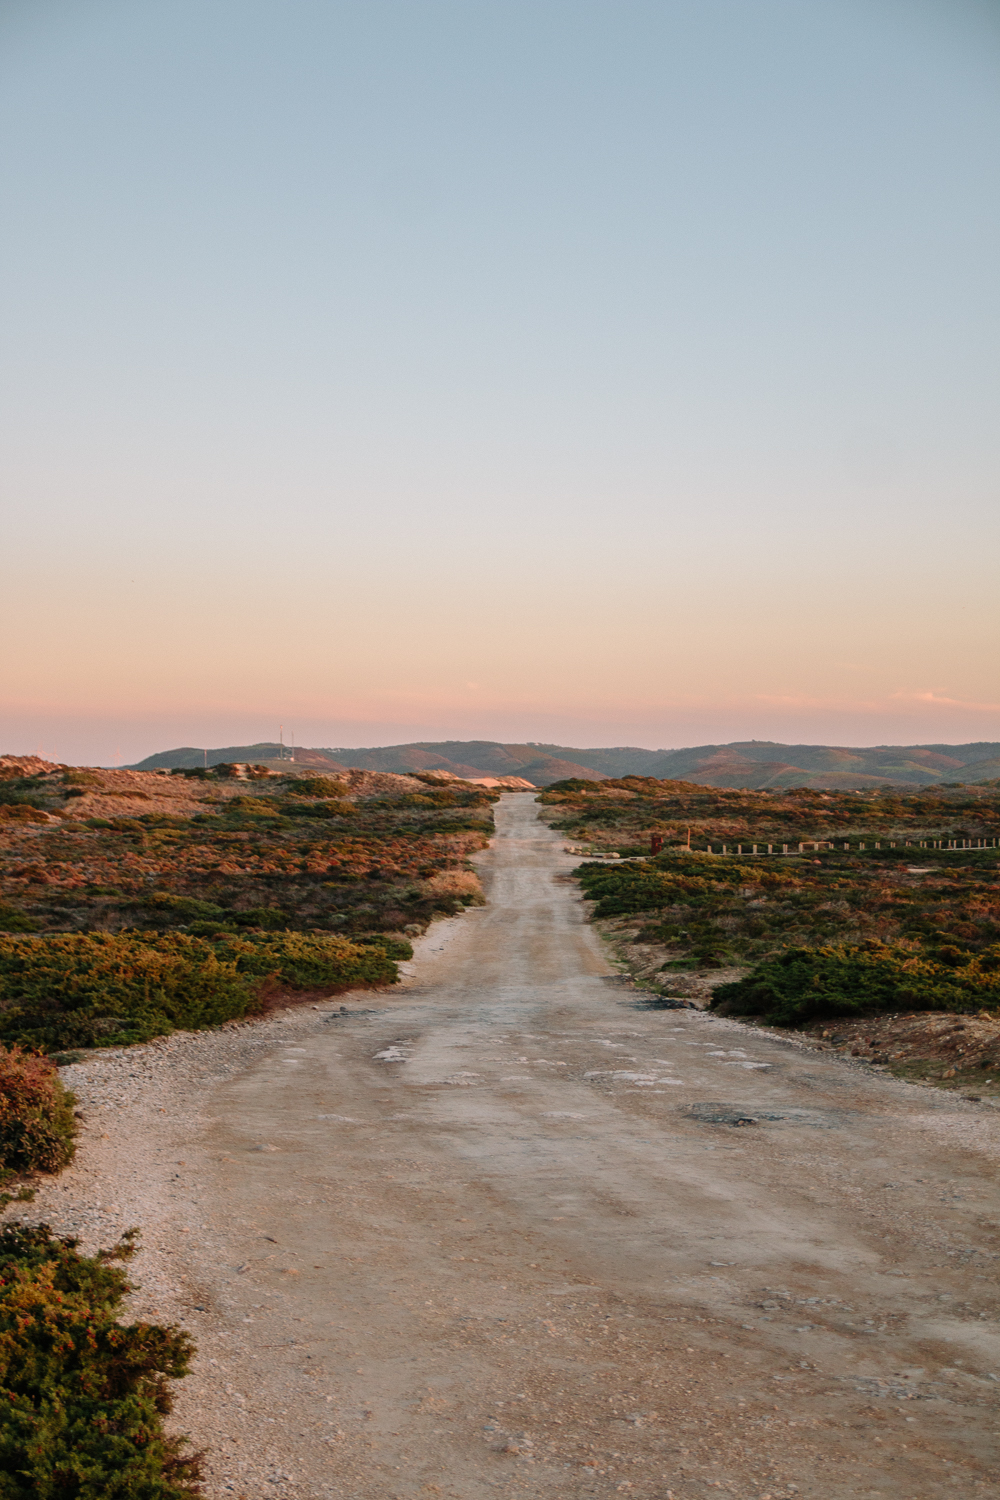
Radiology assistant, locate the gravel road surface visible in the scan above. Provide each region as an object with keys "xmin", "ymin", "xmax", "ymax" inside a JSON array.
[{"xmin": 24, "ymin": 793, "xmax": 1000, "ymax": 1499}]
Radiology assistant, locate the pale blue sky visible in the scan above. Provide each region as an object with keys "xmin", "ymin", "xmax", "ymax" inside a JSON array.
[{"xmin": 1, "ymin": 1, "xmax": 998, "ymax": 762}]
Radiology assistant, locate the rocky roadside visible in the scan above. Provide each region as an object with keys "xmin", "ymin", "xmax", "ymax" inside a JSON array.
[
  {"xmin": 591, "ymin": 914, "xmax": 1000, "ymax": 1104},
  {"xmin": 795, "ymin": 1010, "xmax": 1000, "ymax": 1103},
  {"xmin": 4, "ymin": 995, "xmax": 377, "ymax": 1498}
]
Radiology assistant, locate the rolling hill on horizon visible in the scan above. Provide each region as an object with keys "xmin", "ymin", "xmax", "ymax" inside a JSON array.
[{"xmin": 127, "ymin": 738, "xmax": 1000, "ymax": 789}]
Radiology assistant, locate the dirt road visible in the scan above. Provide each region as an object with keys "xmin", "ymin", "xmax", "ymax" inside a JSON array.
[{"xmin": 39, "ymin": 793, "xmax": 1000, "ymax": 1498}]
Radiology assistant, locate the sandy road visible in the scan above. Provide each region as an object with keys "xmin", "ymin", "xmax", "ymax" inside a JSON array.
[{"xmin": 35, "ymin": 794, "xmax": 1000, "ymax": 1498}]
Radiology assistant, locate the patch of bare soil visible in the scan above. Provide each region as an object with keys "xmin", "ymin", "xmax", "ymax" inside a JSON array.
[
  {"xmin": 797, "ymin": 1011, "xmax": 1000, "ymax": 1101},
  {"xmin": 0, "ymin": 754, "xmax": 57, "ymax": 777},
  {"xmin": 594, "ymin": 915, "xmax": 746, "ymax": 1008},
  {"xmin": 417, "ymin": 769, "xmax": 537, "ymax": 790}
]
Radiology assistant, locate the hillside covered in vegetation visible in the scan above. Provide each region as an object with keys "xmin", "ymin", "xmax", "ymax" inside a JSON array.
[
  {"xmin": 541, "ymin": 777, "xmax": 1000, "ymax": 1088},
  {"xmin": 540, "ymin": 775, "xmax": 1000, "ymax": 855},
  {"xmin": 130, "ymin": 737, "xmax": 1000, "ymax": 788},
  {"xmin": 0, "ymin": 758, "xmax": 495, "ymax": 1052}
]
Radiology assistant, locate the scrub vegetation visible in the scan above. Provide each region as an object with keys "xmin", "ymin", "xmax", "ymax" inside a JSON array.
[
  {"xmin": 0, "ymin": 1046, "xmax": 77, "ymax": 1179},
  {"xmin": 0, "ymin": 1047, "xmax": 199, "ymax": 1498},
  {"xmin": 0, "ymin": 1224, "xmax": 201, "ymax": 1499},
  {"xmin": 540, "ymin": 774, "xmax": 1000, "ymax": 855},
  {"xmin": 542, "ymin": 776, "xmax": 1000, "ymax": 1087},
  {"xmin": 0, "ymin": 761, "xmax": 495, "ymax": 1053}
]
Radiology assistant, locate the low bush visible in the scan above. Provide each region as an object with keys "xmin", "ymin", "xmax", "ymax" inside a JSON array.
[
  {"xmin": 0, "ymin": 1224, "xmax": 201, "ymax": 1498},
  {"xmin": 362, "ymin": 934, "xmax": 413, "ymax": 961},
  {"xmin": 0, "ymin": 776, "xmax": 53, "ymax": 812},
  {"xmin": 575, "ymin": 856, "xmax": 765, "ymax": 918},
  {"xmin": 282, "ymin": 777, "xmax": 347, "ymax": 798},
  {"xmin": 231, "ymin": 905, "xmax": 289, "ymax": 930},
  {"xmin": 0, "ymin": 1046, "xmax": 77, "ymax": 1176},
  {"xmin": 712, "ymin": 942, "xmax": 1000, "ymax": 1026},
  {"xmin": 0, "ymin": 931, "xmax": 400, "ymax": 1052},
  {"xmin": 61, "ymin": 771, "xmax": 103, "ymax": 789},
  {"xmin": 0, "ymin": 934, "xmax": 254, "ymax": 1051},
  {"xmin": 278, "ymin": 799, "xmax": 338, "ymax": 819},
  {"xmin": 423, "ymin": 870, "xmax": 485, "ymax": 905},
  {"xmin": 218, "ymin": 930, "xmax": 400, "ymax": 989},
  {"xmin": 222, "ymin": 796, "xmax": 279, "ymax": 818},
  {"xmin": 0, "ymin": 904, "xmax": 40, "ymax": 934},
  {"xmin": 140, "ymin": 894, "xmax": 229, "ymax": 924}
]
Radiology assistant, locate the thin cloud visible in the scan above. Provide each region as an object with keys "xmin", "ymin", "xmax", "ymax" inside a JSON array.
[{"xmin": 891, "ymin": 691, "xmax": 1000, "ymax": 713}]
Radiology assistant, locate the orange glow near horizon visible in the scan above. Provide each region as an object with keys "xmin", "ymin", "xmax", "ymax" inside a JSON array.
[{"xmin": 1, "ymin": 3, "xmax": 997, "ymax": 766}]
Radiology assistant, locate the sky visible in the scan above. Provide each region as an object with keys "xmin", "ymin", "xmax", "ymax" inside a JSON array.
[{"xmin": 1, "ymin": 0, "xmax": 998, "ymax": 765}]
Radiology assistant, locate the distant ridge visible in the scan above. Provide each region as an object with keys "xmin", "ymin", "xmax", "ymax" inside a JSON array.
[
  {"xmin": 126, "ymin": 743, "xmax": 350, "ymax": 774},
  {"xmin": 126, "ymin": 739, "xmax": 1000, "ymax": 789}
]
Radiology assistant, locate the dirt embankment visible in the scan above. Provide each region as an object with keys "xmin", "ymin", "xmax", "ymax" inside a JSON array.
[{"xmin": 796, "ymin": 1010, "xmax": 1000, "ymax": 1099}]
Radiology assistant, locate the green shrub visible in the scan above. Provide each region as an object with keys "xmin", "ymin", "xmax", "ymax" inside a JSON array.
[
  {"xmin": 0, "ymin": 1047, "xmax": 77, "ymax": 1176},
  {"xmin": 364, "ymin": 935, "xmax": 413, "ymax": 961},
  {"xmin": 0, "ymin": 931, "xmax": 400, "ymax": 1052},
  {"xmin": 278, "ymin": 799, "xmax": 337, "ymax": 818},
  {"xmin": 0, "ymin": 905, "xmax": 40, "ymax": 934},
  {"xmin": 711, "ymin": 942, "xmax": 1000, "ymax": 1026},
  {"xmin": 184, "ymin": 920, "xmax": 238, "ymax": 937},
  {"xmin": 217, "ymin": 930, "xmax": 398, "ymax": 990},
  {"xmin": 0, "ymin": 777, "xmax": 52, "ymax": 812},
  {"xmin": 61, "ymin": 771, "xmax": 103, "ymax": 789},
  {"xmin": 231, "ymin": 906, "xmax": 288, "ymax": 930},
  {"xmin": 282, "ymin": 777, "xmax": 347, "ymax": 798},
  {"xmin": 0, "ymin": 1224, "xmax": 201, "ymax": 1498},
  {"xmin": 222, "ymin": 796, "xmax": 279, "ymax": 818},
  {"xmin": 575, "ymin": 856, "xmax": 764, "ymax": 918},
  {"xmin": 0, "ymin": 933, "xmax": 255, "ymax": 1052},
  {"xmin": 140, "ymin": 894, "xmax": 228, "ymax": 924}
]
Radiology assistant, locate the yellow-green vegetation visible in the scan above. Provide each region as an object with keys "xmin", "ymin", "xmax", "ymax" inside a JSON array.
[
  {"xmin": 0, "ymin": 765, "xmax": 495, "ymax": 1051},
  {"xmin": 0, "ymin": 1059, "xmax": 197, "ymax": 1500},
  {"xmin": 554, "ymin": 777, "xmax": 1000, "ymax": 1026},
  {"xmin": 712, "ymin": 942, "xmax": 1000, "ymax": 1026},
  {"xmin": 0, "ymin": 1225, "xmax": 200, "ymax": 1499},
  {"xmin": 0, "ymin": 930, "xmax": 404, "ymax": 1052}
]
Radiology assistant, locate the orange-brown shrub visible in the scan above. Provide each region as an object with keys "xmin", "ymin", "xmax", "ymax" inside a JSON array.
[
  {"xmin": 424, "ymin": 870, "xmax": 485, "ymax": 904},
  {"xmin": 0, "ymin": 1045, "xmax": 77, "ymax": 1175}
]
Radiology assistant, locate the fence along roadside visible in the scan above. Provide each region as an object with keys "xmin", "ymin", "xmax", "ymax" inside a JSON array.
[{"xmin": 700, "ymin": 837, "xmax": 1000, "ymax": 856}]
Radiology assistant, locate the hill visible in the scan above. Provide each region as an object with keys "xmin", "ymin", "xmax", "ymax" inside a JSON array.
[
  {"xmin": 127, "ymin": 739, "xmax": 1000, "ymax": 789},
  {"xmin": 130, "ymin": 743, "xmax": 354, "ymax": 775}
]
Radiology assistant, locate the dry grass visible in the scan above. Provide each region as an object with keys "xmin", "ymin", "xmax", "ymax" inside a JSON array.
[{"xmin": 424, "ymin": 869, "xmax": 485, "ymax": 904}]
